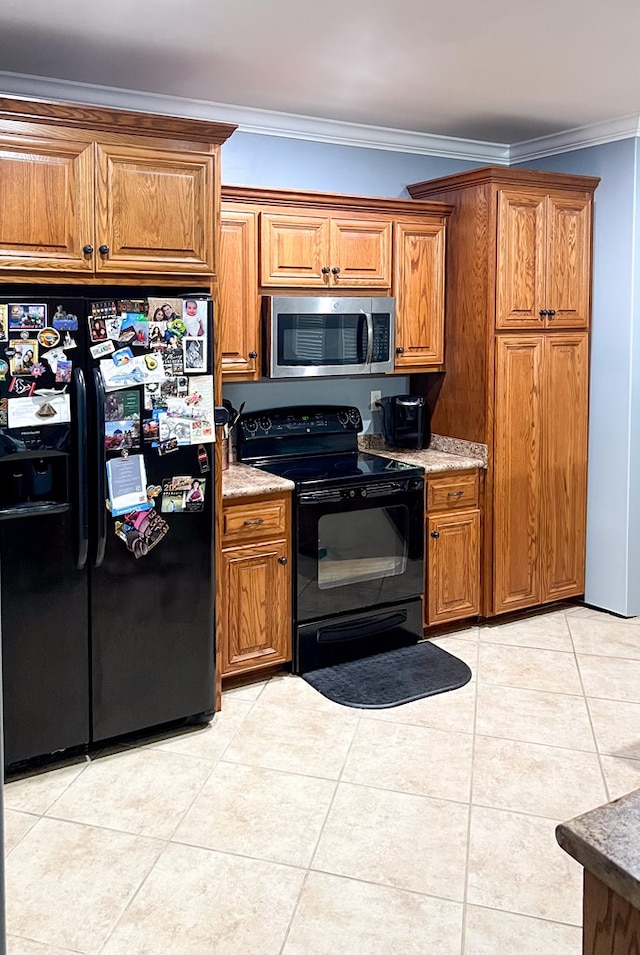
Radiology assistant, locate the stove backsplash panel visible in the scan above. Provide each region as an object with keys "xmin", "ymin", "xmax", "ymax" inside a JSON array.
[{"xmin": 223, "ymin": 375, "xmax": 409, "ymax": 435}]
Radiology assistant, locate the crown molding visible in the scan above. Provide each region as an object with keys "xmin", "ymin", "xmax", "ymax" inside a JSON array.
[
  {"xmin": 510, "ymin": 114, "xmax": 640, "ymax": 162},
  {"xmin": 1, "ymin": 70, "xmax": 639, "ymax": 165},
  {"xmin": 0, "ymin": 70, "xmax": 509, "ymax": 164}
]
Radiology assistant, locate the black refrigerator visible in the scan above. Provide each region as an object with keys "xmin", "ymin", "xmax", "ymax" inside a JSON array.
[{"xmin": 0, "ymin": 287, "xmax": 216, "ymax": 769}]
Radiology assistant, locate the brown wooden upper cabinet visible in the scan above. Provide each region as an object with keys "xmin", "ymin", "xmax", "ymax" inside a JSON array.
[
  {"xmin": 0, "ymin": 136, "xmax": 95, "ymax": 273},
  {"xmin": 496, "ymin": 189, "xmax": 592, "ymax": 330},
  {"xmin": 219, "ymin": 208, "xmax": 260, "ymax": 380},
  {"xmin": 260, "ymin": 211, "xmax": 392, "ymax": 288},
  {"xmin": 94, "ymin": 144, "xmax": 214, "ymax": 276},
  {"xmin": 0, "ymin": 98, "xmax": 236, "ymax": 279},
  {"xmin": 393, "ymin": 220, "xmax": 446, "ymax": 369},
  {"xmin": 220, "ymin": 185, "xmax": 452, "ymax": 380}
]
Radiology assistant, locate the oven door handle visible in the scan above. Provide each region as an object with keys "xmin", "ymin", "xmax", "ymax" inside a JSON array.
[
  {"xmin": 316, "ymin": 610, "xmax": 407, "ymax": 643},
  {"xmin": 364, "ymin": 312, "xmax": 374, "ymax": 365}
]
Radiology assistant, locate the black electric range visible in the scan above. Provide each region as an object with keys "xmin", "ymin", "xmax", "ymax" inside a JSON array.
[
  {"xmin": 236, "ymin": 406, "xmax": 425, "ymax": 672},
  {"xmin": 252, "ymin": 449, "xmax": 422, "ymax": 488}
]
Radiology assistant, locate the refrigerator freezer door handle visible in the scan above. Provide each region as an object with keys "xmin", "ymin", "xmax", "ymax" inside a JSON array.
[
  {"xmin": 93, "ymin": 369, "xmax": 107, "ymax": 568},
  {"xmin": 74, "ymin": 368, "xmax": 89, "ymax": 570}
]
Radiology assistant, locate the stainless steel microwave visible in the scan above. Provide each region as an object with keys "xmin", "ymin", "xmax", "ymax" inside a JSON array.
[{"xmin": 263, "ymin": 296, "xmax": 395, "ymax": 378}]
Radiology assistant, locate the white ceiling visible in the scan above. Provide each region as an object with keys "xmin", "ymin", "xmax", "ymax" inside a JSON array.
[{"xmin": 1, "ymin": 0, "xmax": 639, "ymax": 146}]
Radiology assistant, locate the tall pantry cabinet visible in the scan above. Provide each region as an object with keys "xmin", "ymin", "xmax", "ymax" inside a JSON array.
[{"xmin": 408, "ymin": 167, "xmax": 599, "ymax": 617}]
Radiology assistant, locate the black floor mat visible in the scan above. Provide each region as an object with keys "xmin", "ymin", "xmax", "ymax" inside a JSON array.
[{"xmin": 301, "ymin": 640, "xmax": 472, "ymax": 709}]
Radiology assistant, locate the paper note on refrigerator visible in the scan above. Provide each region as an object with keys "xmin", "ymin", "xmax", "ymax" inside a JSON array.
[
  {"xmin": 106, "ymin": 454, "xmax": 149, "ymax": 517},
  {"xmin": 7, "ymin": 393, "xmax": 71, "ymax": 428},
  {"xmin": 99, "ymin": 354, "xmax": 166, "ymax": 392}
]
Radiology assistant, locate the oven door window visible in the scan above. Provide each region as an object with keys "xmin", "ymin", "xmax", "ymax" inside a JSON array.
[
  {"xmin": 317, "ymin": 505, "xmax": 407, "ymax": 589},
  {"xmin": 277, "ymin": 313, "xmax": 368, "ymax": 366}
]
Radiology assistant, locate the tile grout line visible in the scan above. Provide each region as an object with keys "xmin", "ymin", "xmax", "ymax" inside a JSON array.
[
  {"xmin": 95, "ymin": 685, "xmax": 269, "ymax": 955},
  {"xmin": 95, "ymin": 837, "xmax": 172, "ymax": 955},
  {"xmin": 93, "ymin": 678, "xmax": 273, "ymax": 955},
  {"xmin": 277, "ymin": 696, "xmax": 364, "ymax": 954},
  {"xmin": 460, "ymin": 627, "xmax": 481, "ymax": 955},
  {"xmin": 565, "ymin": 613, "xmax": 614, "ymax": 804}
]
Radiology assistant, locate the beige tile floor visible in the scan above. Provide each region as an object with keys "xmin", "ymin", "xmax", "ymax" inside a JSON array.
[{"xmin": 5, "ymin": 603, "xmax": 640, "ymax": 954}]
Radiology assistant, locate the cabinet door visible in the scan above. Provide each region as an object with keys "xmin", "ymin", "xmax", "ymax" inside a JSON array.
[
  {"xmin": 260, "ymin": 213, "xmax": 330, "ymax": 287},
  {"xmin": 219, "ymin": 210, "xmax": 260, "ymax": 380},
  {"xmin": 496, "ymin": 191, "xmax": 546, "ymax": 329},
  {"xmin": 0, "ymin": 137, "xmax": 94, "ymax": 272},
  {"xmin": 221, "ymin": 540, "xmax": 291, "ymax": 675},
  {"xmin": 493, "ymin": 336, "xmax": 543, "ymax": 613},
  {"xmin": 541, "ymin": 333, "xmax": 589, "ymax": 601},
  {"xmin": 427, "ymin": 510, "xmax": 480, "ymax": 625},
  {"xmin": 393, "ymin": 220, "xmax": 445, "ymax": 370},
  {"xmin": 545, "ymin": 194, "xmax": 592, "ymax": 329},
  {"xmin": 330, "ymin": 218, "xmax": 392, "ymax": 287},
  {"xmin": 95, "ymin": 144, "xmax": 214, "ymax": 275}
]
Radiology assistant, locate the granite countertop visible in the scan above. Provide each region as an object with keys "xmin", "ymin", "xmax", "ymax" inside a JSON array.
[
  {"xmin": 359, "ymin": 433, "xmax": 488, "ymax": 473},
  {"xmin": 222, "ymin": 463, "xmax": 294, "ymax": 499},
  {"xmin": 222, "ymin": 433, "xmax": 488, "ymax": 499},
  {"xmin": 557, "ymin": 788, "xmax": 640, "ymax": 909}
]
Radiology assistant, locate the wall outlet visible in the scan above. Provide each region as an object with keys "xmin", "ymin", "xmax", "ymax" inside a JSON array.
[{"xmin": 370, "ymin": 389, "xmax": 382, "ymax": 411}]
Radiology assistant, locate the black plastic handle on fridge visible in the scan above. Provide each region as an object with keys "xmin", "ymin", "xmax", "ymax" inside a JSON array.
[
  {"xmin": 93, "ymin": 368, "xmax": 107, "ymax": 568},
  {"xmin": 74, "ymin": 367, "xmax": 89, "ymax": 570}
]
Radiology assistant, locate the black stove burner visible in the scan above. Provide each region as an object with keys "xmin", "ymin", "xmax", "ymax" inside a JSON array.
[
  {"xmin": 279, "ymin": 465, "xmax": 330, "ymax": 480},
  {"xmin": 254, "ymin": 451, "xmax": 422, "ymax": 489}
]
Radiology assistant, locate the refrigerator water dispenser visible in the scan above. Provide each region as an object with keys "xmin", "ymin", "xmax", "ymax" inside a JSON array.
[{"xmin": 0, "ymin": 450, "xmax": 70, "ymax": 517}]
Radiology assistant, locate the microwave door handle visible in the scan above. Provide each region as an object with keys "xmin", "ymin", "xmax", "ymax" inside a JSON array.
[{"xmin": 364, "ymin": 312, "xmax": 374, "ymax": 365}]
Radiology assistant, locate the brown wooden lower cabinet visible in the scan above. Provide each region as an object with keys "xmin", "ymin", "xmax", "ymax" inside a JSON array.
[
  {"xmin": 493, "ymin": 333, "xmax": 588, "ymax": 614},
  {"xmin": 425, "ymin": 471, "xmax": 481, "ymax": 627},
  {"xmin": 583, "ymin": 869, "xmax": 640, "ymax": 954},
  {"xmin": 220, "ymin": 493, "xmax": 292, "ymax": 677}
]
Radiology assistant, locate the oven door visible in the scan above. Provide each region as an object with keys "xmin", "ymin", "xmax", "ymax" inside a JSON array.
[{"xmin": 296, "ymin": 478, "xmax": 424, "ymax": 623}]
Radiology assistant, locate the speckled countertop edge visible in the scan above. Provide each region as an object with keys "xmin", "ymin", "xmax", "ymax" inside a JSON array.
[
  {"xmin": 222, "ymin": 462, "xmax": 294, "ymax": 499},
  {"xmin": 556, "ymin": 788, "xmax": 640, "ymax": 909},
  {"xmin": 359, "ymin": 433, "xmax": 487, "ymax": 472},
  {"xmin": 429, "ymin": 433, "xmax": 488, "ymax": 467},
  {"xmin": 223, "ymin": 433, "xmax": 488, "ymax": 498}
]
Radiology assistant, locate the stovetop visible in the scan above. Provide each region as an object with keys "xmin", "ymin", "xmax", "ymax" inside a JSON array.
[
  {"xmin": 253, "ymin": 451, "xmax": 424, "ymax": 489},
  {"xmin": 236, "ymin": 405, "xmax": 424, "ymax": 489}
]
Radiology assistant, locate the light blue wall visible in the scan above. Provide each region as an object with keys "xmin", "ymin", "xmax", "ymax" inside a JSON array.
[
  {"xmin": 220, "ymin": 133, "xmax": 473, "ymax": 431},
  {"xmin": 518, "ymin": 140, "xmax": 639, "ymax": 615},
  {"xmin": 222, "ymin": 131, "xmax": 478, "ymax": 197},
  {"xmin": 629, "ymin": 143, "xmax": 640, "ymax": 614}
]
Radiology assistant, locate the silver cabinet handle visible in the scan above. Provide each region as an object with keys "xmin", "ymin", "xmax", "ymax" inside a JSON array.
[
  {"xmin": 447, "ymin": 491, "xmax": 464, "ymax": 498},
  {"xmin": 243, "ymin": 518, "xmax": 264, "ymax": 526}
]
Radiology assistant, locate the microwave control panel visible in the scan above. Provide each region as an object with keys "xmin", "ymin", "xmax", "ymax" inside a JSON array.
[{"xmin": 372, "ymin": 316, "xmax": 390, "ymax": 362}]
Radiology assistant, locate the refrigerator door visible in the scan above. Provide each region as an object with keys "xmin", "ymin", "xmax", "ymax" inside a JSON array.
[
  {"xmin": 87, "ymin": 296, "xmax": 215, "ymax": 741},
  {"xmin": 0, "ymin": 296, "xmax": 90, "ymax": 766}
]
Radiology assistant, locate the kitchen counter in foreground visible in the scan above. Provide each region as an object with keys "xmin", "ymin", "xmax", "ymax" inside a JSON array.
[
  {"xmin": 558, "ymin": 788, "xmax": 640, "ymax": 950},
  {"xmin": 558, "ymin": 788, "xmax": 640, "ymax": 910}
]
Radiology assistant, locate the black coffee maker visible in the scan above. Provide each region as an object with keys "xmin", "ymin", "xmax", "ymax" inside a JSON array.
[{"xmin": 378, "ymin": 395, "xmax": 430, "ymax": 450}]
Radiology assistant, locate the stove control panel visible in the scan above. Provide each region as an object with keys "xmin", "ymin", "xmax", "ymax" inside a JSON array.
[{"xmin": 238, "ymin": 406, "xmax": 362, "ymax": 440}]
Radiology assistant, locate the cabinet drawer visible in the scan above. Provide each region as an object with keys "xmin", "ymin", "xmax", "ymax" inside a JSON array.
[
  {"xmin": 223, "ymin": 497, "xmax": 288, "ymax": 542},
  {"xmin": 427, "ymin": 472, "xmax": 479, "ymax": 511}
]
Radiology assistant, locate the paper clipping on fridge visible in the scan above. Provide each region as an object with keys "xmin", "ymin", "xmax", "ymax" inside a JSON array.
[
  {"xmin": 7, "ymin": 392, "xmax": 71, "ymax": 428},
  {"xmin": 106, "ymin": 454, "xmax": 149, "ymax": 517},
  {"xmin": 151, "ymin": 375, "xmax": 215, "ymax": 446},
  {"xmin": 99, "ymin": 354, "xmax": 166, "ymax": 392}
]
